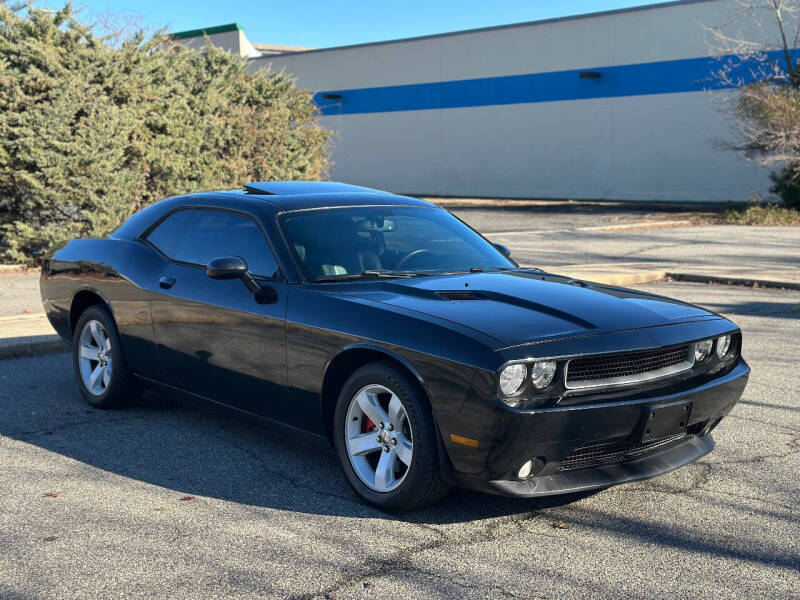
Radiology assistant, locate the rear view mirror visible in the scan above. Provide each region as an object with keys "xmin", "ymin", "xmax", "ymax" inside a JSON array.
[
  {"xmin": 356, "ymin": 218, "xmax": 396, "ymax": 232},
  {"xmin": 492, "ymin": 243, "xmax": 511, "ymax": 257}
]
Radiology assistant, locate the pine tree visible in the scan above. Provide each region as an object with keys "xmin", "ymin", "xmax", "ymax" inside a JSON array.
[{"xmin": 0, "ymin": 2, "xmax": 330, "ymax": 262}]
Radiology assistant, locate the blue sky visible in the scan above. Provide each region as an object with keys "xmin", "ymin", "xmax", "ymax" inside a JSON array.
[{"xmin": 46, "ymin": 0, "xmax": 670, "ymax": 49}]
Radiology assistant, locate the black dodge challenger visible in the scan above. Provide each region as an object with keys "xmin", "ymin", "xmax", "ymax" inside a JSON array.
[{"xmin": 41, "ymin": 181, "xmax": 749, "ymax": 511}]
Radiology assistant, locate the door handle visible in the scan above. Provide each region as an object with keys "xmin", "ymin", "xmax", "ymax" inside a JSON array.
[{"xmin": 159, "ymin": 276, "xmax": 176, "ymax": 290}]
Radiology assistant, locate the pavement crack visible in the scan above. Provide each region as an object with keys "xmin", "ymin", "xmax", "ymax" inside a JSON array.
[
  {"xmin": 169, "ymin": 526, "xmax": 189, "ymax": 544},
  {"xmin": 287, "ymin": 511, "xmax": 553, "ymax": 600},
  {"xmin": 711, "ymin": 487, "xmax": 798, "ymax": 511},
  {"xmin": 727, "ymin": 413, "xmax": 800, "ymax": 434},
  {"xmin": 386, "ymin": 565, "xmax": 526, "ymax": 599},
  {"xmin": 713, "ymin": 444, "xmax": 800, "ymax": 467},
  {"xmin": 617, "ymin": 461, "xmax": 713, "ymax": 496},
  {"xmin": 8, "ymin": 413, "xmax": 151, "ymax": 440},
  {"xmin": 621, "ymin": 240, "xmax": 696, "ymax": 258},
  {"xmin": 207, "ymin": 430, "xmax": 363, "ymax": 507}
]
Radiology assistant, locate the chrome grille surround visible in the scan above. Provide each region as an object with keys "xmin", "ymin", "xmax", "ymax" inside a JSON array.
[{"xmin": 564, "ymin": 344, "xmax": 694, "ymax": 390}]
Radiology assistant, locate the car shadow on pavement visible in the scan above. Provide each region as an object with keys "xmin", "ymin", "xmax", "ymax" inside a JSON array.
[
  {"xmin": 2, "ymin": 368, "xmax": 595, "ymax": 525},
  {"xmin": 4, "ymin": 355, "xmax": 799, "ymax": 574}
]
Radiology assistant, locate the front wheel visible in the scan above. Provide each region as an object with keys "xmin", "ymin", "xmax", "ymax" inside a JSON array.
[
  {"xmin": 72, "ymin": 304, "xmax": 140, "ymax": 409},
  {"xmin": 333, "ymin": 361, "xmax": 450, "ymax": 511}
]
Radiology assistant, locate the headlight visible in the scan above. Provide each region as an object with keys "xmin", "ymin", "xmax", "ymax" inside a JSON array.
[
  {"xmin": 499, "ymin": 364, "xmax": 527, "ymax": 397},
  {"xmin": 716, "ymin": 335, "xmax": 732, "ymax": 358},
  {"xmin": 530, "ymin": 361, "xmax": 556, "ymax": 389},
  {"xmin": 694, "ymin": 339, "xmax": 713, "ymax": 362}
]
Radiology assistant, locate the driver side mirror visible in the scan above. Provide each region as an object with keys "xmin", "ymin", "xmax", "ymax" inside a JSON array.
[
  {"xmin": 492, "ymin": 243, "xmax": 511, "ymax": 257},
  {"xmin": 206, "ymin": 256, "xmax": 260, "ymax": 292}
]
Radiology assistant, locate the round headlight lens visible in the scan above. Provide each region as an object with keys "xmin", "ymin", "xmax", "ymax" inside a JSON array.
[
  {"xmin": 695, "ymin": 339, "xmax": 713, "ymax": 362},
  {"xmin": 716, "ymin": 335, "xmax": 732, "ymax": 359},
  {"xmin": 499, "ymin": 364, "xmax": 527, "ymax": 397},
  {"xmin": 530, "ymin": 360, "xmax": 557, "ymax": 389}
]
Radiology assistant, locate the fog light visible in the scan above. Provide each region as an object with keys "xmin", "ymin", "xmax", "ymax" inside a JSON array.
[{"xmin": 518, "ymin": 460, "xmax": 533, "ymax": 479}]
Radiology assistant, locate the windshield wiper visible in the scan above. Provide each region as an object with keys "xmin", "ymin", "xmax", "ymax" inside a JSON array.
[
  {"xmin": 434, "ymin": 266, "xmax": 515, "ymax": 275},
  {"xmin": 314, "ymin": 267, "xmax": 514, "ymax": 283},
  {"xmin": 314, "ymin": 270, "xmax": 418, "ymax": 283},
  {"xmin": 363, "ymin": 269, "xmax": 420, "ymax": 278}
]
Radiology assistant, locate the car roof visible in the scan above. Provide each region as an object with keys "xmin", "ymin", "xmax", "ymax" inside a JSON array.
[
  {"xmin": 244, "ymin": 181, "xmax": 388, "ymax": 196},
  {"xmin": 228, "ymin": 181, "xmax": 435, "ymax": 212},
  {"xmin": 111, "ymin": 182, "xmax": 437, "ymax": 241}
]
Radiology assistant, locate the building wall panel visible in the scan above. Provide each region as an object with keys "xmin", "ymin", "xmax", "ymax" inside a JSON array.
[{"xmin": 250, "ymin": 0, "xmax": 774, "ymax": 201}]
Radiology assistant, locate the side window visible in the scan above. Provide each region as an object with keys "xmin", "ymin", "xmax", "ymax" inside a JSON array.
[
  {"xmin": 174, "ymin": 209, "xmax": 279, "ymax": 278},
  {"xmin": 145, "ymin": 209, "xmax": 194, "ymax": 259}
]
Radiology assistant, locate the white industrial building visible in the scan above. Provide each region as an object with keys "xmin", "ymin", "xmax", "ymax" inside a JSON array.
[{"xmin": 175, "ymin": 0, "xmax": 780, "ymax": 202}]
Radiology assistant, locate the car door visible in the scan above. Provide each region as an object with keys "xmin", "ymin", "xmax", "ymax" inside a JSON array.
[{"xmin": 147, "ymin": 208, "xmax": 290, "ymax": 420}]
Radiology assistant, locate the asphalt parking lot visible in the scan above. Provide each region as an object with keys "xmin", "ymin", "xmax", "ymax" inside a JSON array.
[
  {"xmin": 448, "ymin": 203, "xmax": 704, "ymax": 234},
  {"xmin": 1, "ymin": 280, "xmax": 798, "ymax": 599},
  {"xmin": 453, "ymin": 208, "xmax": 800, "ymax": 281}
]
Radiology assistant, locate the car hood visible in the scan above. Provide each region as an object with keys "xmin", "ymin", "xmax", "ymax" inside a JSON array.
[{"xmin": 320, "ymin": 270, "xmax": 718, "ymax": 347}]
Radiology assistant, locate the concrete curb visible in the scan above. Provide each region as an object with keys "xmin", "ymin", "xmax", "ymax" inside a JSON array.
[
  {"xmin": 532, "ymin": 263, "xmax": 669, "ymax": 287},
  {"xmin": 666, "ymin": 272, "xmax": 800, "ymax": 291},
  {"xmin": 585, "ymin": 271, "xmax": 668, "ymax": 286},
  {"xmin": 0, "ymin": 264, "xmax": 30, "ymax": 273},
  {"xmin": 589, "ymin": 220, "xmax": 694, "ymax": 231},
  {"xmin": 560, "ymin": 270, "xmax": 668, "ymax": 287},
  {"xmin": 0, "ymin": 313, "xmax": 46, "ymax": 323},
  {"xmin": 0, "ymin": 313, "xmax": 67, "ymax": 360},
  {"xmin": 0, "ymin": 335, "xmax": 68, "ymax": 360},
  {"xmin": 425, "ymin": 197, "xmax": 721, "ymax": 210},
  {"xmin": 485, "ymin": 221, "xmax": 695, "ymax": 236}
]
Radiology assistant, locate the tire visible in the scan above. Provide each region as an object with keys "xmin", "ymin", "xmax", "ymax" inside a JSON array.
[
  {"xmin": 333, "ymin": 361, "xmax": 451, "ymax": 511},
  {"xmin": 72, "ymin": 304, "xmax": 140, "ymax": 409}
]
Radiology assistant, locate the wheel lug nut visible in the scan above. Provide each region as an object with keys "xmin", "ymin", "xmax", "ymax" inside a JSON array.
[
  {"xmin": 391, "ymin": 438, "xmax": 397, "ymax": 445},
  {"xmin": 388, "ymin": 424, "xmax": 394, "ymax": 431},
  {"xmin": 376, "ymin": 435, "xmax": 381, "ymax": 442},
  {"xmin": 383, "ymin": 445, "xmax": 389, "ymax": 452},
  {"xmin": 379, "ymin": 422, "xmax": 385, "ymax": 430}
]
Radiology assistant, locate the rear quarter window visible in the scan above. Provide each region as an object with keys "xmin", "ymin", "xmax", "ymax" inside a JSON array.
[{"xmin": 145, "ymin": 209, "xmax": 194, "ymax": 258}]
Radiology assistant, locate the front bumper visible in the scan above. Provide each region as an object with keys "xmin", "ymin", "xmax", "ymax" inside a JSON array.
[
  {"xmin": 455, "ymin": 434, "xmax": 714, "ymax": 497},
  {"xmin": 437, "ymin": 358, "xmax": 749, "ymax": 497}
]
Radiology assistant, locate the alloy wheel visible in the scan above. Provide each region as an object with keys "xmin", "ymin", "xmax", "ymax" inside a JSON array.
[
  {"xmin": 77, "ymin": 319, "xmax": 112, "ymax": 396},
  {"xmin": 344, "ymin": 384, "xmax": 414, "ymax": 492}
]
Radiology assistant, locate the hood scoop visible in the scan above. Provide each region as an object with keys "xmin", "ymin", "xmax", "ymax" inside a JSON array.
[{"xmin": 436, "ymin": 290, "xmax": 480, "ymax": 301}]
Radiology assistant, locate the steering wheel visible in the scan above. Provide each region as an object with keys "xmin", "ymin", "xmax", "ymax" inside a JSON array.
[{"xmin": 395, "ymin": 249, "xmax": 434, "ymax": 271}]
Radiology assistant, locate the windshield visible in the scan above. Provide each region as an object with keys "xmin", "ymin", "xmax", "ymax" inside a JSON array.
[{"xmin": 278, "ymin": 206, "xmax": 515, "ymax": 281}]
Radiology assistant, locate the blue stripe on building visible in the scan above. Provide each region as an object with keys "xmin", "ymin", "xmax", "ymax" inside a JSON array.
[{"xmin": 313, "ymin": 51, "xmax": 784, "ymax": 115}]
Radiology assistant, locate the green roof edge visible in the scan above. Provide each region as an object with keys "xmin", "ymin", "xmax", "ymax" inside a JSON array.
[{"xmin": 170, "ymin": 23, "xmax": 243, "ymax": 40}]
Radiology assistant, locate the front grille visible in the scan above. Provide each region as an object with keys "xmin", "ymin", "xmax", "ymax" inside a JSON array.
[
  {"xmin": 560, "ymin": 433, "xmax": 690, "ymax": 471},
  {"xmin": 565, "ymin": 344, "xmax": 692, "ymax": 390}
]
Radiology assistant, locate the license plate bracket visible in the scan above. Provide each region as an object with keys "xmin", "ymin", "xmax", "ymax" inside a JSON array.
[{"xmin": 642, "ymin": 401, "xmax": 692, "ymax": 442}]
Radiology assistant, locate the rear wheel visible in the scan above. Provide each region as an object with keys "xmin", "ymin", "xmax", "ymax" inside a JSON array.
[
  {"xmin": 72, "ymin": 305, "xmax": 140, "ymax": 409},
  {"xmin": 333, "ymin": 361, "xmax": 450, "ymax": 511}
]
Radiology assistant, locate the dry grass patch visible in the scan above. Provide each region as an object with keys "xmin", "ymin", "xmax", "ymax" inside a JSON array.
[{"xmin": 717, "ymin": 204, "xmax": 800, "ymax": 226}]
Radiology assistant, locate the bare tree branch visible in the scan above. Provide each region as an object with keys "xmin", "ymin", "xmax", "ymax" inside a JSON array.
[{"xmin": 704, "ymin": 0, "xmax": 800, "ymax": 204}]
